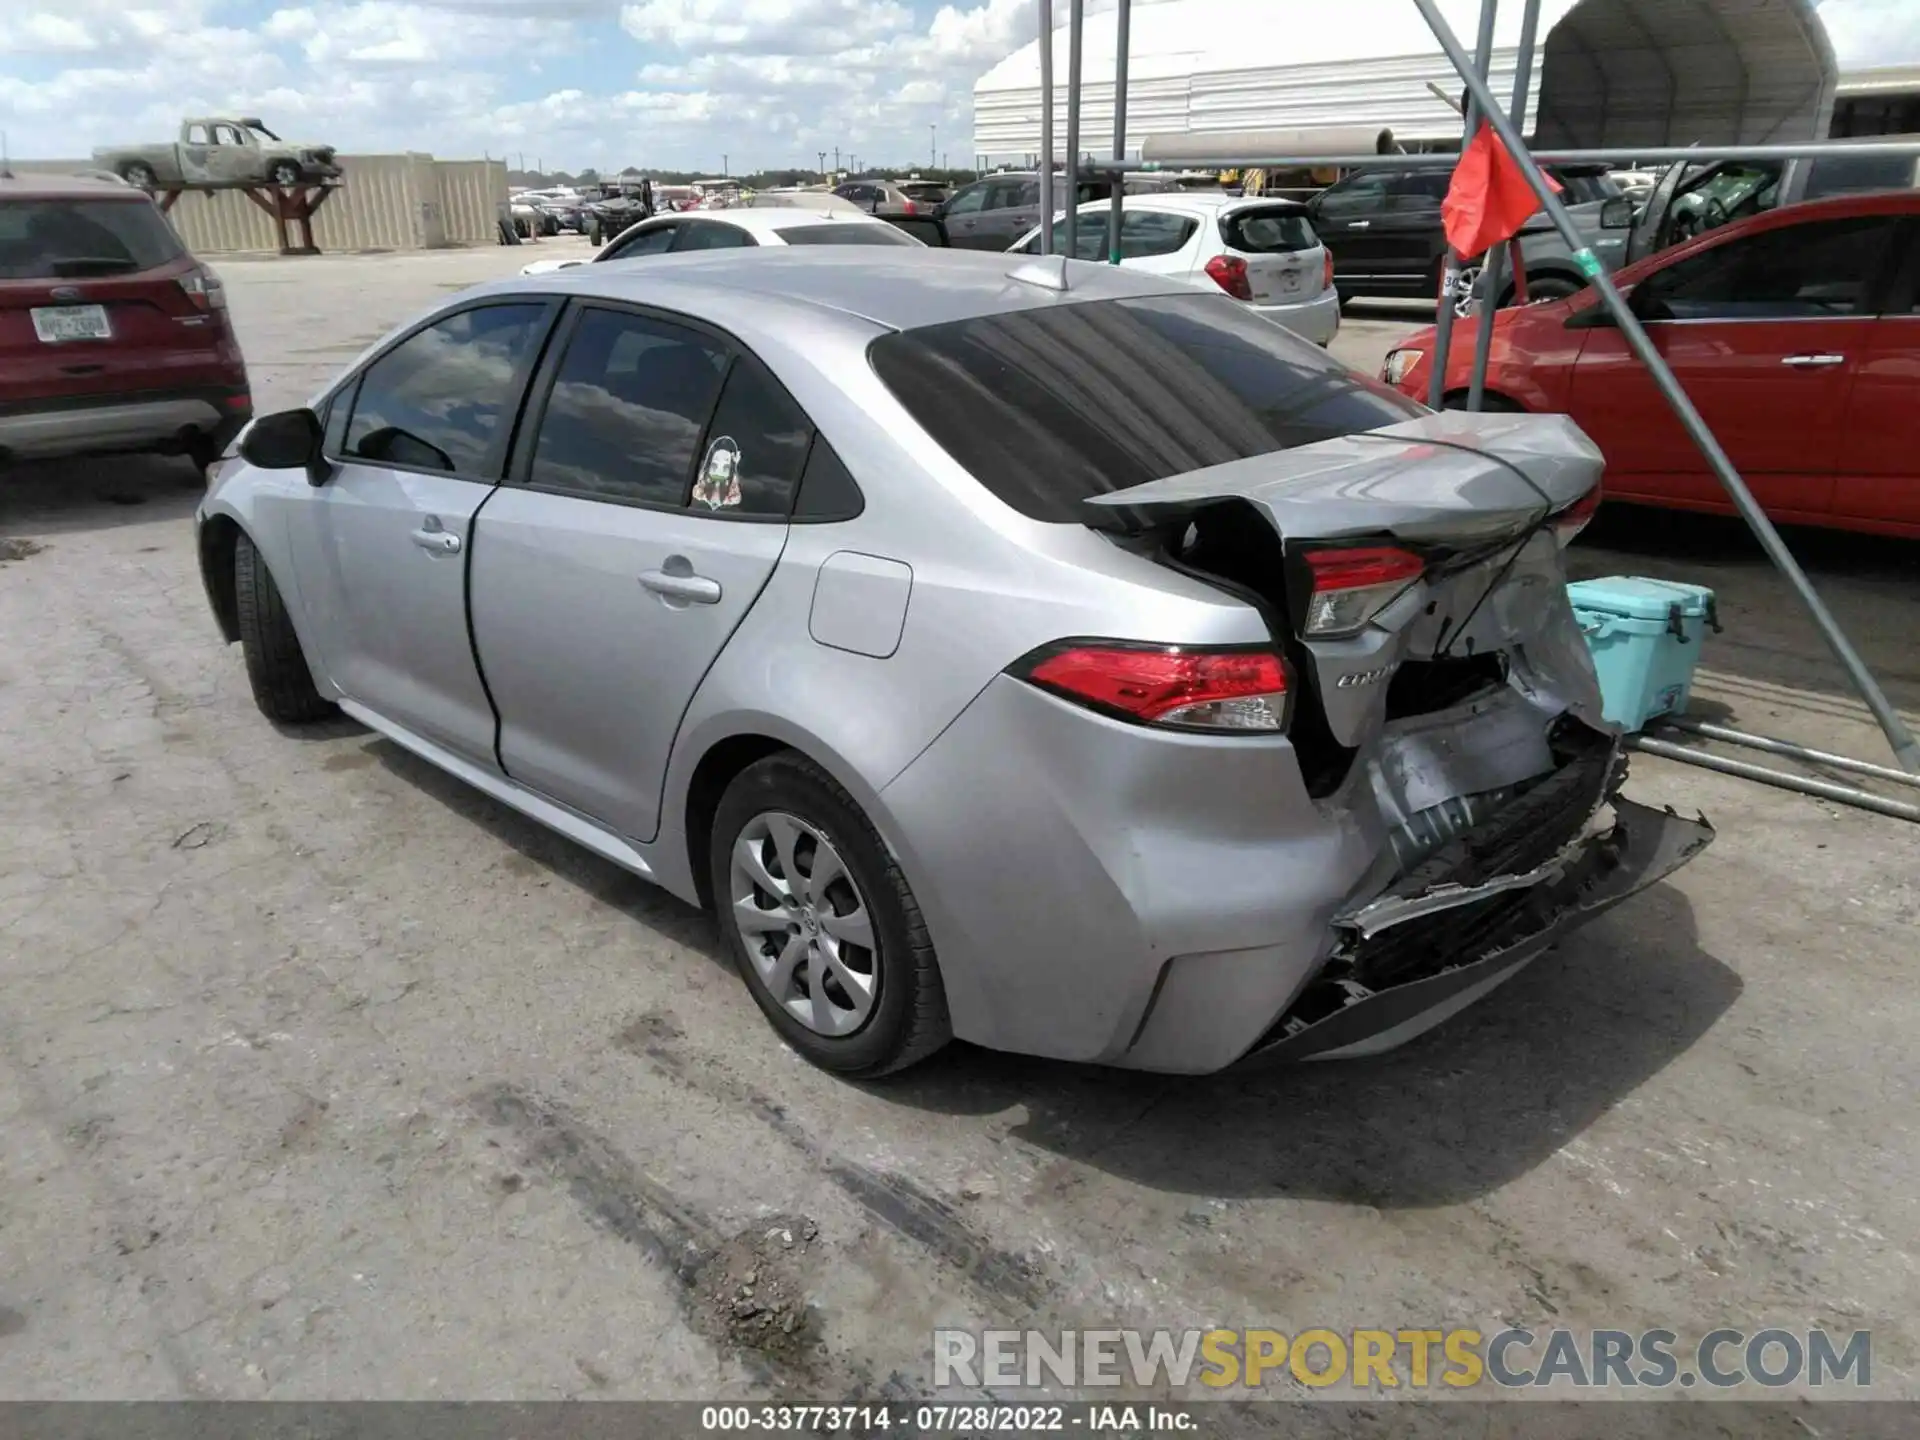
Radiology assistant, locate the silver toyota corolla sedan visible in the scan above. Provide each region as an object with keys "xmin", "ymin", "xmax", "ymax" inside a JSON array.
[{"xmin": 196, "ymin": 248, "xmax": 1713, "ymax": 1077}]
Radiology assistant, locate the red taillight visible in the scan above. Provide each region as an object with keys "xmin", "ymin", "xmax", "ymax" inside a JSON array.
[
  {"xmin": 1301, "ymin": 546, "xmax": 1426, "ymax": 638},
  {"xmin": 1322, "ymin": 250, "xmax": 1335, "ymax": 291},
  {"xmin": 1553, "ymin": 485, "xmax": 1602, "ymax": 547},
  {"xmin": 222, "ymin": 392, "xmax": 252, "ymax": 411},
  {"xmin": 178, "ymin": 266, "xmax": 226, "ymax": 311},
  {"xmin": 1018, "ymin": 643, "xmax": 1289, "ymax": 733},
  {"xmin": 1204, "ymin": 254, "xmax": 1253, "ymax": 302},
  {"xmin": 903, "ymin": 198, "xmax": 917, "ymax": 214}
]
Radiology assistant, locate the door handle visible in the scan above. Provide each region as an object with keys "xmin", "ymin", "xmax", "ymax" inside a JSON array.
[
  {"xmin": 640, "ymin": 569, "xmax": 722, "ymax": 605},
  {"xmin": 409, "ymin": 527, "xmax": 461, "ymax": 554},
  {"xmin": 1781, "ymin": 353, "xmax": 1845, "ymax": 369},
  {"xmin": 1347, "ymin": 220, "xmax": 1371, "ymax": 229}
]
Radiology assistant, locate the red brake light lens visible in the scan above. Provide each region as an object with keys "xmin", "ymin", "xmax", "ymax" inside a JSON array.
[
  {"xmin": 1204, "ymin": 254, "xmax": 1253, "ymax": 301},
  {"xmin": 1301, "ymin": 546, "xmax": 1426, "ymax": 638},
  {"xmin": 1018, "ymin": 643, "xmax": 1289, "ymax": 733},
  {"xmin": 1322, "ymin": 250, "xmax": 1335, "ymax": 291},
  {"xmin": 1553, "ymin": 485, "xmax": 1602, "ymax": 547},
  {"xmin": 902, "ymin": 198, "xmax": 917, "ymax": 214}
]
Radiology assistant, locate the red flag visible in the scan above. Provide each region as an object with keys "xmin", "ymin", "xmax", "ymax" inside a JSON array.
[{"xmin": 1442, "ymin": 121, "xmax": 1561, "ymax": 259}]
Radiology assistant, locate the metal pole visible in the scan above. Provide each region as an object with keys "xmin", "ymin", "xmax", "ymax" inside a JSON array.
[
  {"xmin": 1427, "ymin": 0, "xmax": 1497, "ymax": 410},
  {"xmin": 1109, "ymin": 0, "xmax": 1130, "ymax": 263},
  {"xmin": 1037, "ymin": 0, "xmax": 1054, "ymax": 255},
  {"xmin": 1411, "ymin": 0, "xmax": 1920, "ymax": 774},
  {"xmin": 1628, "ymin": 738, "xmax": 1920, "ymax": 824},
  {"xmin": 1096, "ymin": 140, "xmax": 1920, "ymax": 173},
  {"xmin": 1655, "ymin": 719, "xmax": 1920, "ymax": 792},
  {"xmin": 1064, "ymin": 0, "xmax": 1084, "ymax": 259},
  {"xmin": 1467, "ymin": 0, "xmax": 1541, "ymax": 411}
]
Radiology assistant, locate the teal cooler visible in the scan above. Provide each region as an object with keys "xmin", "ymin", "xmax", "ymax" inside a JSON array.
[{"xmin": 1566, "ymin": 576, "xmax": 1719, "ymax": 732}]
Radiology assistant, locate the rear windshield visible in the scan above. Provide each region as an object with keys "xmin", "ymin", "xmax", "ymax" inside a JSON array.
[
  {"xmin": 779, "ymin": 223, "xmax": 919, "ymax": 247},
  {"xmin": 0, "ymin": 197, "xmax": 184, "ymax": 279},
  {"xmin": 1220, "ymin": 206, "xmax": 1317, "ymax": 253},
  {"xmin": 869, "ymin": 292, "xmax": 1425, "ymax": 525}
]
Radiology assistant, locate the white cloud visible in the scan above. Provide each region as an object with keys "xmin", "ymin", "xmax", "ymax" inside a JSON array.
[{"xmin": 621, "ymin": 0, "xmax": 913, "ymax": 53}]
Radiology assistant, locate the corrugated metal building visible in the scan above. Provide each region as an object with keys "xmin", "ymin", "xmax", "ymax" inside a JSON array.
[
  {"xmin": 973, "ymin": 0, "xmax": 1843, "ymax": 159},
  {"xmin": 12, "ymin": 153, "xmax": 507, "ymax": 253}
]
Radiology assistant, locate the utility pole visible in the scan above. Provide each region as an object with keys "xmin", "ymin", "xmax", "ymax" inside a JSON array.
[
  {"xmin": 818, "ymin": 150, "xmax": 827, "ymax": 178},
  {"xmin": 930, "ymin": 124, "xmax": 936, "ymax": 168},
  {"xmin": 722, "ymin": 153, "xmax": 728, "ymax": 176},
  {"xmin": 833, "ymin": 146, "xmax": 840, "ymax": 173}
]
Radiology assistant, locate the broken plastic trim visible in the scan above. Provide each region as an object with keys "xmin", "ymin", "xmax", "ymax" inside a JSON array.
[{"xmin": 1239, "ymin": 797, "xmax": 1715, "ymax": 1066}]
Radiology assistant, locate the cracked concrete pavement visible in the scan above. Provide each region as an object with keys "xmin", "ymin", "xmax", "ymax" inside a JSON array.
[{"xmin": 0, "ymin": 241, "xmax": 1916, "ymax": 1421}]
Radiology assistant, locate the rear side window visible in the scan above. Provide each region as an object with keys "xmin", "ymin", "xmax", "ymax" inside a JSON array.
[
  {"xmin": 344, "ymin": 303, "xmax": 547, "ymax": 475},
  {"xmin": 870, "ymin": 293, "xmax": 1424, "ymax": 525},
  {"xmin": 1801, "ymin": 154, "xmax": 1918, "ymax": 200},
  {"xmin": 778, "ymin": 223, "xmax": 919, "ymax": 247},
  {"xmin": 0, "ymin": 198, "xmax": 185, "ymax": 279},
  {"xmin": 689, "ymin": 355, "xmax": 813, "ymax": 517},
  {"xmin": 1221, "ymin": 207, "xmax": 1317, "ymax": 253},
  {"xmin": 528, "ymin": 307, "xmax": 729, "ymax": 505},
  {"xmin": 672, "ymin": 223, "xmax": 755, "ymax": 251}
]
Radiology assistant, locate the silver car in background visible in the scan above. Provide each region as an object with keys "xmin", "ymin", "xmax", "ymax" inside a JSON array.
[{"xmin": 196, "ymin": 250, "xmax": 1712, "ymax": 1078}]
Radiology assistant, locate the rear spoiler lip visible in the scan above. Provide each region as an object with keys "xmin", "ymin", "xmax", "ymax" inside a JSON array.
[{"xmin": 1081, "ymin": 411, "xmax": 1603, "ymax": 545}]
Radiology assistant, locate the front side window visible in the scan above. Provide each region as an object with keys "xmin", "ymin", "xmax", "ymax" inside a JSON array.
[
  {"xmin": 870, "ymin": 292, "xmax": 1424, "ymax": 525},
  {"xmin": 1636, "ymin": 216, "xmax": 1895, "ymax": 320},
  {"xmin": 527, "ymin": 308, "xmax": 729, "ymax": 506},
  {"xmin": 1314, "ymin": 174, "xmax": 1389, "ymax": 217},
  {"xmin": 943, "ymin": 184, "xmax": 989, "ymax": 216},
  {"xmin": 344, "ymin": 304, "xmax": 547, "ymax": 475},
  {"xmin": 603, "ymin": 223, "xmax": 677, "ymax": 261}
]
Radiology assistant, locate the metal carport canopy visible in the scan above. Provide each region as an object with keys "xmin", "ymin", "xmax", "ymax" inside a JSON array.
[{"xmin": 971, "ymin": 0, "xmax": 1836, "ymax": 158}]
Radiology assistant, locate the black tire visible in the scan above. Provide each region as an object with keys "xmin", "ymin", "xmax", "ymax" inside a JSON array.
[
  {"xmin": 270, "ymin": 162, "xmax": 302, "ymax": 188},
  {"xmin": 234, "ymin": 530, "xmax": 336, "ymax": 725},
  {"xmin": 709, "ymin": 753, "xmax": 950, "ymax": 1077},
  {"xmin": 120, "ymin": 161, "xmax": 157, "ymax": 189}
]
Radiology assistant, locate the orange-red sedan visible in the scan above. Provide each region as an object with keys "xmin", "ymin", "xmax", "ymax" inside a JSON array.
[{"xmin": 1383, "ymin": 191, "xmax": 1920, "ymax": 539}]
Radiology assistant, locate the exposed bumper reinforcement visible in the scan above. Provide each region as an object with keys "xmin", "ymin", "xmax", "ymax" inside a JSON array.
[{"xmin": 1239, "ymin": 797, "xmax": 1714, "ymax": 1065}]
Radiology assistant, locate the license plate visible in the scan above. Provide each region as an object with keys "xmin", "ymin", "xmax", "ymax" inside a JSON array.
[{"xmin": 32, "ymin": 305, "xmax": 111, "ymax": 343}]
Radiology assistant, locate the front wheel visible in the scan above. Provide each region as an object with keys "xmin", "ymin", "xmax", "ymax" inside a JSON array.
[
  {"xmin": 710, "ymin": 754, "xmax": 950, "ymax": 1077},
  {"xmin": 235, "ymin": 530, "xmax": 336, "ymax": 725}
]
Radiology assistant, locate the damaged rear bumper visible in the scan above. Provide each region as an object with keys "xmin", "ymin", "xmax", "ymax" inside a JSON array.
[{"xmin": 1238, "ymin": 794, "xmax": 1714, "ymax": 1065}]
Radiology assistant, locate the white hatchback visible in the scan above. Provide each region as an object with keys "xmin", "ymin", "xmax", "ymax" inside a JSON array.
[{"xmin": 1010, "ymin": 193, "xmax": 1341, "ymax": 345}]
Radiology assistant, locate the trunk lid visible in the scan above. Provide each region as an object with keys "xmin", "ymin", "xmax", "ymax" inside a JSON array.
[
  {"xmin": 1217, "ymin": 203, "xmax": 1327, "ymax": 304},
  {"xmin": 1088, "ymin": 411, "xmax": 1609, "ymax": 749}
]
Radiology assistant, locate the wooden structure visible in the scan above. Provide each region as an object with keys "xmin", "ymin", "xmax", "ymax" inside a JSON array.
[{"xmin": 154, "ymin": 182, "xmax": 341, "ymax": 256}]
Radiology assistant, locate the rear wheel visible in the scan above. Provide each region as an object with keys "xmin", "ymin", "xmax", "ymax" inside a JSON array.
[
  {"xmin": 234, "ymin": 530, "xmax": 336, "ymax": 724},
  {"xmin": 1442, "ymin": 391, "xmax": 1525, "ymax": 413},
  {"xmin": 119, "ymin": 161, "xmax": 157, "ymax": 189},
  {"xmin": 710, "ymin": 753, "xmax": 950, "ymax": 1077}
]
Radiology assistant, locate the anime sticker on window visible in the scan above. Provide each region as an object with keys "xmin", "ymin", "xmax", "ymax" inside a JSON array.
[{"xmin": 694, "ymin": 435, "xmax": 743, "ymax": 510}]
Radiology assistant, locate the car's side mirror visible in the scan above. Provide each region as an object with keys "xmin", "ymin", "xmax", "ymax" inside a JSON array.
[
  {"xmin": 240, "ymin": 407, "xmax": 331, "ymax": 486},
  {"xmin": 1599, "ymin": 196, "xmax": 1634, "ymax": 229}
]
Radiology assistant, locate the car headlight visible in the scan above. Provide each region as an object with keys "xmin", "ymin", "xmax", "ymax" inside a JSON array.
[{"xmin": 1382, "ymin": 349, "xmax": 1423, "ymax": 386}]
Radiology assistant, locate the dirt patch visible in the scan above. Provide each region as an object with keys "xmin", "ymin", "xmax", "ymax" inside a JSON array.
[
  {"xmin": 697, "ymin": 1213, "xmax": 821, "ymax": 1369},
  {"xmin": 0, "ymin": 538, "xmax": 45, "ymax": 564}
]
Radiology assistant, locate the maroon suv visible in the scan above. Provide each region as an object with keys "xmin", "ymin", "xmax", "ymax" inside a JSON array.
[{"xmin": 0, "ymin": 174, "xmax": 250, "ymax": 468}]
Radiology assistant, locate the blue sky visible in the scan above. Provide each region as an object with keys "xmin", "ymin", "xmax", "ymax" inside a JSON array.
[{"xmin": 0, "ymin": 0, "xmax": 1913, "ymax": 174}]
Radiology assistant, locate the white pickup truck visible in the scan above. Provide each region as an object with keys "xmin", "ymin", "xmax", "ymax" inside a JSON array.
[{"xmin": 94, "ymin": 118, "xmax": 340, "ymax": 191}]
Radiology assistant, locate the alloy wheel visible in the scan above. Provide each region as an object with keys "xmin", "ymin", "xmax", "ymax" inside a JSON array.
[{"xmin": 728, "ymin": 811, "xmax": 879, "ymax": 1037}]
